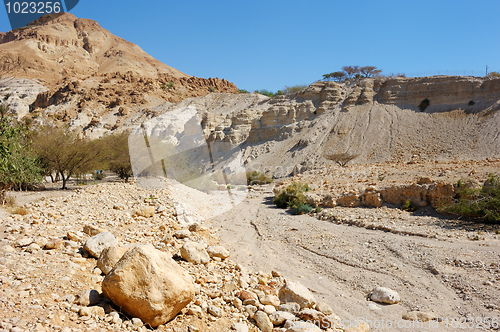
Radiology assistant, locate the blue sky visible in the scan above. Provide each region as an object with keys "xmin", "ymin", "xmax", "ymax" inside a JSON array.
[{"xmin": 1, "ymin": 0, "xmax": 499, "ymax": 92}]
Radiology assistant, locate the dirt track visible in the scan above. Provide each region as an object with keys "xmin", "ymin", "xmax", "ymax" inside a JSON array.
[{"xmin": 210, "ymin": 186, "xmax": 500, "ymax": 331}]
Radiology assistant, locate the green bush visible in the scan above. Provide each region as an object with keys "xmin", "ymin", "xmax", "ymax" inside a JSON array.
[
  {"xmin": 291, "ymin": 203, "xmax": 313, "ymax": 215},
  {"xmin": 0, "ymin": 106, "xmax": 43, "ymax": 202},
  {"xmin": 246, "ymin": 171, "xmax": 272, "ymax": 185},
  {"xmin": 402, "ymin": 200, "xmax": 417, "ymax": 212},
  {"xmin": 273, "ymin": 182, "xmax": 312, "ymax": 214},
  {"xmin": 440, "ymin": 174, "xmax": 500, "ymax": 223}
]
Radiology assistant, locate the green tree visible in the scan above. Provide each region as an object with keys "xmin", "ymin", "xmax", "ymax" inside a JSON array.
[
  {"xmin": 0, "ymin": 105, "xmax": 43, "ymax": 203},
  {"xmin": 33, "ymin": 126, "xmax": 104, "ymax": 189},
  {"xmin": 99, "ymin": 131, "xmax": 133, "ymax": 182}
]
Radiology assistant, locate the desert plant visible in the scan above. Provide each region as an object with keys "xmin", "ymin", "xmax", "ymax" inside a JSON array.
[
  {"xmin": 246, "ymin": 171, "xmax": 272, "ymax": 185},
  {"xmin": 32, "ymin": 125, "xmax": 104, "ymax": 189},
  {"xmin": 255, "ymin": 89, "xmax": 276, "ymax": 97},
  {"xmin": 402, "ymin": 200, "xmax": 417, "ymax": 212},
  {"xmin": 273, "ymin": 182, "xmax": 312, "ymax": 215},
  {"xmin": 208, "ymin": 86, "xmax": 216, "ymax": 92},
  {"xmin": 238, "ymin": 89, "xmax": 250, "ymax": 94},
  {"xmin": 281, "ymin": 85, "xmax": 308, "ymax": 95},
  {"xmin": 161, "ymin": 81, "xmax": 174, "ymax": 90},
  {"xmin": 439, "ymin": 174, "xmax": 500, "ymax": 223},
  {"xmin": 324, "ymin": 152, "xmax": 358, "ymax": 167},
  {"xmin": 487, "ymin": 71, "xmax": 500, "ymax": 78}
]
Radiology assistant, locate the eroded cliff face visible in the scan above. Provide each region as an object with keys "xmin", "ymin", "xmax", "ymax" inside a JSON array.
[{"xmin": 190, "ymin": 76, "xmax": 500, "ymax": 177}]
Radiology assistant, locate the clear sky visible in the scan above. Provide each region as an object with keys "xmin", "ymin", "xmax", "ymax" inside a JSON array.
[{"xmin": 1, "ymin": 0, "xmax": 499, "ymax": 92}]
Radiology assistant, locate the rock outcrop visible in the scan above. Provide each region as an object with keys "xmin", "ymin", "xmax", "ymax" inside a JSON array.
[{"xmin": 102, "ymin": 244, "xmax": 195, "ymax": 327}]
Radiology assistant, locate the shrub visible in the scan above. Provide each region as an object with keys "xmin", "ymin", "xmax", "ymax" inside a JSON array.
[
  {"xmin": 0, "ymin": 106, "xmax": 43, "ymax": 203},
  {"xmin": 238, "ymin": 89, "xmax": 250, "ymax": 94},
  {"xmin": 291, "ymin": 203, "xmax": 313, "ymax": 215},
  {"xmin": 273, "ymin": 182, "xmax": 312, "ymax": 214},
  {"xmin": 208, "ymin": 86, "xmax": 216, "ymax": 92},
  {"xmin": 324, "ymin": 152, "xmax": 358, "ymax": 167},
  {"xmin": 440, "ymin": 174, "xmax": 500, "ymax": 223},
  {"xmin": 281, "ymin": 85, "xmax": 308, "ymax": 95},
  {"xmin": 246, "ymin": 171, "xmax": 272, "ymax": 185},
  {"xmin": 161, "ymin": 81, "xmax": 174, "ymax": 90},
  {"xmin": 402, "ymin": 200, "xmax": 417, "ymax": 212},
  {"xmin": 255, "ymin": 89, "xmax": 276, "ymax": 97}
]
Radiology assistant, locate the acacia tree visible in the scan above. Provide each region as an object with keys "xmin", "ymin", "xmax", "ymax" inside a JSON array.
[
  {"xmin": 0, "ymin": 105, "xmax": 43, "ymax": 202},
  {"xmin": 33, "ymin": 126, "xmax": 104, "ymax": 189},
  {"xmin": 360, "ymin": 66, "xmax": 382, "ymax": 78},
  {"xmin": 323, "ymin": 71, "xmax": 346, "ymax": 82},
  {"xmin": 342, "ymin": 66, "xmax": 360, "ymax": 79}
]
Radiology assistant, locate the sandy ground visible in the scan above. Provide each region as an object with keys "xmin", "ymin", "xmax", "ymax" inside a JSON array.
[{"xmin": 208, "ymin": 186, "xmax": 500, "ymax": 331}]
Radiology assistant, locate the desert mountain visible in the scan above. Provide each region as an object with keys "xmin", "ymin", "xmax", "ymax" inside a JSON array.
[
  {"xmin": 0, "ymin": 13, "xmax": 188, "ymax": 85},
  {"xmin": 0, "ymin": 13, "xmax": 237, "ymax": 121}
]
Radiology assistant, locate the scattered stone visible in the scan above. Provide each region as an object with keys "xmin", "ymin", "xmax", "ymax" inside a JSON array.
[
  {"xmin": 269, "ymin": 311, "xmax": 296, "ymax": 326},
  {"xmin": 79, "ymin": 306, "xmax": 105, "ymax": 317},
  {"xmin": 174, "ymin": 229, "xmax": 191, "ymax": 239},
  {"xmin": 113, "ymin": 203, "xmax": 126, "ymax": 210},
  {"xmin": 244, "ymin": 305, "xmax": 258, "ymax": 319},
  {"xmin": 254, "ymin": 311, "xmax": 273, "ymax": 332},
  {"xmin": 260, "ymin": 294, "xmax": 280, "ymax": 307},
  {"xmin": 45, "ymin": 238, "xmax": 63, "ymax": 250},
  {"xmin": 279, "ymin": 281, "xmax": 316, "ymax": 309},
  {"xmin": 285, "ymin": 321, "xmax": 322, "ymax": 332},
  {"xmin": 278, "ymin": 302, "xmax": 301, "ymax": 315},
  {"xmin": 133, "ymin": 205, "xmax": 155, "ymax": 218},
  {"xmin": 232, "ymin": 322, "xmax": 249, "ymax": 332},
  {"xmin": 344, "ymin": 322, "xmax": 370, "ymax": 332},
  {"xmin": 25, "ymin": 243, "xmax": 41, "ymax": 253},
  {"xmin": 207, "ymin": 305, "xmax": 222, "ymax": 317},
  {"xmin": 239, "ymin": 290, "xmax": 258, "ymax": 301},
  {"xmin": 402, "ymin": 311, "xmax": 436, "ymax": 322},
  {"xmin": 83, "ymin": 225, "xmax": 106, "ymax": 236},
  {"xmin": 102, "ymin": 244, "xmax": 195, "ymax": 327},
  {"xmin": 187, "ymin": 305, "xmax": 203, "ymax": 317},
  {"xmin": 83, "ymin": 232, "xmax": 119, "ymax": 258},
  {"xmin": 15, "ymin": 237, "xmax": 33, "ymax": 247},
  {"xmin": 314, "ymin": 302, "xmax": 333, "ymax": 315},
  {"xmin": 75, "ymin": 289, "xmax": 100, "ymax": 306},
  {"xmin": 180, "ymin": 241, "xmax": 210, "ymax": 264},
  {"xmin": 0, "ymin": 244, "xmax": 16, "ymax": 253},
  {"xmin": 369, "ymin": 286, "xmax": 400, "ymax": 304},
  {"xmin": 131, "ymin": 317, "xmax": 143, "ymax": 327},
  {"xmin": 263, "ymin": 304, "xmax": 276, "ymax": 315},
  {"xmin": 67, "ymin": 231, "xmax": 84, "ymax": 242},
  {"xmin": 109, "ymin": 311, "xmax": 122, "ymax": 324},
  {"xmin": 206, "ymin": 245, "xmax": 230, "ymax": 259}
]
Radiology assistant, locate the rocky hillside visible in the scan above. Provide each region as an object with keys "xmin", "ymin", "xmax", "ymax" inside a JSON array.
[
  {"xmin": 135, "ymin": 76, "xmax": 500, "ymax": 179},
  {"xmin": 0, "ymin": 13, "xmax": 237, "ymax": 124}
]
